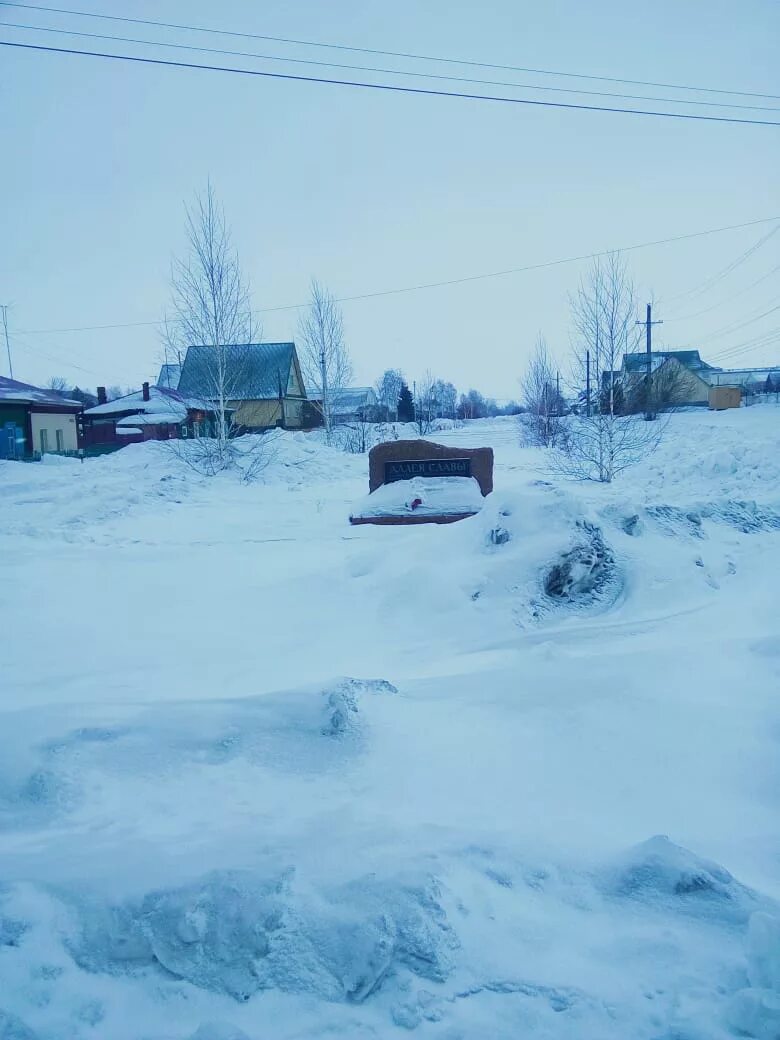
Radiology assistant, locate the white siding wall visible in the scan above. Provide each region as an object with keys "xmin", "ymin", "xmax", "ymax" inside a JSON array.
[{"xmin": 31, "ymin": 412, "xmax": 79, "ymax": 454}]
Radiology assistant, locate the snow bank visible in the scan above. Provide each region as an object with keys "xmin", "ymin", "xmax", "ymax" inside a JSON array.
[
  {"xmin": 2, "ymin": 408, "xmax": 780, "ymax": 1038},
  {"xmin": 66, "ymin": 869, "xmax": 456, "ymax": 1003},
  {"xmin": 350, "ymin": 475, "xmax": 484, "ymax": 520}
]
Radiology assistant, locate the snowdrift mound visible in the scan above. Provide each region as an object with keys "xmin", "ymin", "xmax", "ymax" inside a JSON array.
[
  {"xmin": 729, "ymin": 911, "xmax": 780, "ymax": 1039},
  {"xmin": 2, "ymin": 836, "xmax": 778, "ymax": 1037},
  {"xmin": 601, "ymin": 835, "xmax": 769, "ymax": 924},
  {"xmin": 0, "ymin": 432, "xmax": 361, "ymax": 541},
  {"xmin": 61, "ymin": 870, "xmax": 457, "ymax": 1004},
  {"xmin": 0, "ymin": 679, "xmax": 397, "ymax": 831}
]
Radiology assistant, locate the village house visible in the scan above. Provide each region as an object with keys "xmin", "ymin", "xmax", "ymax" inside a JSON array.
[
  {"xmin": 0, "ymin": 376, "xmax": 82, "ymax": 459},
  {"xmin": 157, "ymin": 363, "xmax": 182, "ymax": 390},
  {"xmin": 619, "ymin": 350, "xmax": 715, "ymax": 408},
  {"xmin": 615, "ymin": 351, "xmax": 780, "ymax": 410},
  {"xmin": 707, "ymin": 366, "xmax": 780, "ymax": 395},
  {"xmin": 305, "ymin": 386, "xmax": 382, "ymax": 424},
  {"xmin": 176, "ymin": 342, "xmax": 308, "ymax": 432},
  {"xmin": 81, "ymin": 382, "xmax": 215, "ymax": 454}
]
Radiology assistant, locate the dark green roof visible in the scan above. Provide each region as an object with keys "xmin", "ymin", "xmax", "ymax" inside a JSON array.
[
  {"xmin": 623, "ymin": 350, "xmax": 711, "ymax": 374},
  {"xmin": 177, "ymin": 343, "xmax": 302, "ymax": 401}
]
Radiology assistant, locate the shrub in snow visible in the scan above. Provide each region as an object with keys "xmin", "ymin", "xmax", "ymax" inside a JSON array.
[{"xmin": 544, "ymin": 522, "xmax": 614, "ymax": 601}]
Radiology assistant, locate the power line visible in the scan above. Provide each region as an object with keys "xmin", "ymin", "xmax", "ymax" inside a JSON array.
[
  {"xmin": 11, "ymin": 331, "xmax": 107, "ymax": 376},
  {"xmin": 708, "ymin": 327, "xmax": 780, "ymax": 363},
  {"xmin": 5, "ymin": 20, "xmax": 779, "ymax": 113},
  {"xmin": 663, "ymin": 262, "xmax": 780, "ymax": 322},
  {"xmin": 16, "ymin": 214, "xmax": 780, "ymax": 337},
  {"xmin": 2, "ymin": 1, "xmax": 777, "ymax": 102},
  {"xmin": 4, "ymin": 41, "xmax": 780, "ymax": 127},
  {"xmin": 664, "ymin": 224, "xmax": 780, "ymax": 306},
  {"xmin": 701, "ymin": 302, "xmax": 780, "ymax": 342}
]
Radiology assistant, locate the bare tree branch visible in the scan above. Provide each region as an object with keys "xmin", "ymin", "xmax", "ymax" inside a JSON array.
[
  {"xmin": 520, "ymin": 334, "xmax": 565, "ymax": 447},
  {"xmin": 163, "ymin": 183, "xmax": 260, "ymax": 474},
  {"xmin": 297, "ymin": 279, "xmax": 353, "ymax": 444},
  {"xmin": 558, "ymin": 254, "xmax": 663, "ymax": 482},
  {"xmin": 374, "ymin": 368, "xmax": 405, "ymax": 420}
]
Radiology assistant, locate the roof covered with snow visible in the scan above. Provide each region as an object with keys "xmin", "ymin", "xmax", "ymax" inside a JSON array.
[
  {"xmin": 157, "ymin": 363, "xmax": 181, "ymax": 390},
  {"xmin": 83, "ymin": 385, "xmax": 190, "ymax": 419},
  {"xmin": 177, "ymin": 343, "xmax": 301, "ymax": 401},
  {"xmin": 0, "ymin": 376, "xmax": 82, "ymax": 409},
  {"xmin": 116, "ymin": 411, "xmax": 186, "ymax": 427},
  {"xmin": 306, "ymin": 386, "xmax": 378, "ymax": 413}
]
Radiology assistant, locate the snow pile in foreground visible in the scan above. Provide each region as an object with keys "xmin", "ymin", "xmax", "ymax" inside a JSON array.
[
  {"xmin": 350, "ymin": 475, "xmax": 485, "ymax": 519},
  {"xmin": 1, "ymin": 407, "xmax": 780, "ymax": 1038}
]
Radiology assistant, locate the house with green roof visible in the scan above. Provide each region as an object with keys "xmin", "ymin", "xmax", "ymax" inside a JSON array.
[
  {"xmin": 619, "ymin": 350, "xmax": 715, "ymax": 408},
  {"xmin": 176, "ymin": 342, "xmax": 308, "ymax": 432}
]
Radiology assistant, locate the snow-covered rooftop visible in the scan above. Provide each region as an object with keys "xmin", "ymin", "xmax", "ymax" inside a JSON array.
[
  {"xmin": 306, "ymin": 386, "xmax": 378, "ymax": 413},
  {"xmin": 0, "ymin": 376, "xmax": 82, "ymax": 408},
  {"xmin": 84, "ymin": 385, "xmax": 189, "ymax": 419}
]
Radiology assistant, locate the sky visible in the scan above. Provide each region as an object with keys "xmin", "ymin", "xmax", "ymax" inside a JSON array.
[{"xmin": 1, "ymin": 0, "xmax": 779, "ymax": 399}]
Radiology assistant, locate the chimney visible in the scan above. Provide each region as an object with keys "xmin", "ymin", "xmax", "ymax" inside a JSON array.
[
  {"xmin": 97, "ymin": 386, "xmax": 107, "ymax": 405},
  {"xmin": 142, "ymin": 381, "xmax": 150, "ymax": 402}
]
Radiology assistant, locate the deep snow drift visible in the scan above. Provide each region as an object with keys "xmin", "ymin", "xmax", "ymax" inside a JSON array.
[{"xmin": 1, "ymin": 408, "xmax": 779, "ymax": 1039}]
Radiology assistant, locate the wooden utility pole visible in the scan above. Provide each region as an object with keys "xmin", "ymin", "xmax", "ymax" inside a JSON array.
[
  {"xmin": 1, "ymin": 305, "xmax": 12, "ymax": 380},
  {"xmin": 636, "ymin": 303, "xmax": 663, "ymax": 420},
  {"xmin": 585, "ymin": 349, "xmax": 591, "ymax": 417},
  {"xmin": 320, "ymin": 343, "xmax": 329, "ymax": 436}
]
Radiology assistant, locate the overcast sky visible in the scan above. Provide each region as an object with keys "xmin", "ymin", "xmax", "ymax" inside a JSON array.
[{"xmin": 2, "ymin": 0, "xmax": 779, "ymax": 398}]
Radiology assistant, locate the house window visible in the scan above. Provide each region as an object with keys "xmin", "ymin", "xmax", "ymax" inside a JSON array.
[
  {"xmin": 181, "ymin": 424, "xmax": 188, "ymax": 438},
  {"xmin": 56, "ymin": 429, "xmax": 64, "ymax": 452},
  {"xmin": 40, "ymin": 429, "xmax": 49, "ymax": 454}
]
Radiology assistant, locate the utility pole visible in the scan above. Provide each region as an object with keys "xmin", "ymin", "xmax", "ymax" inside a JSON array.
[
  {"xmin": 319, "ymin": 344, "xmax": 329, "ymax": 439},
  {"xmin": 585, "ymin": 350, "xmax": 591, "ymax": 417},
  {"xmin": 555, "ymin": 371, "xmax": 560, "ymax": 416},
  {"xmin": 636, "ymin": 303, "xmax": 663, "ymax": 421},
  {"xmin": 1, "ymin": 305, "xmax": 12, "ymax": 380}
]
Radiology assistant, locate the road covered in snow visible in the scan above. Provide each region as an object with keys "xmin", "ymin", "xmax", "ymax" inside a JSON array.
[{"xmin": 1, "ymin": 407, "xmax": 779, "ymax": 1039}]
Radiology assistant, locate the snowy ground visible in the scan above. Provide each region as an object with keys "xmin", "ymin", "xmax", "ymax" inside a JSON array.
[{"xmin": 1, "ymin": 408, "xmax": 779, "ymax": 1040}]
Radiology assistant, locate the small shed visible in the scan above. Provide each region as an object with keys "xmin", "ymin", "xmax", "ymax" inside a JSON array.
[{"xmin": 709, "ymin": 385, "xmax": 741, "ymax": 411}]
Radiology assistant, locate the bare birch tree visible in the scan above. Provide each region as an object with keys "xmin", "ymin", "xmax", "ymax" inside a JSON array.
[
  {"xmin": 414, "ymin": 370, "xmax": 439, "ymax": 436},
  {"xmin": 374, "ymin": 368, "xmax": 405, "ymax": 420},
  {"xmin": 520, "ymin": 335, "xmax": 565, "ymax": 446},
  {"xmin": 163, "ymin": 183, "xmax": 258, "ymax": 474},
  {"xmin": 298, "ymin": 279, "xmax": 353, "ymax": 444},
  {"xmin": 557, "ymin": 254, "xmax": 663, "ymax": 482}
]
